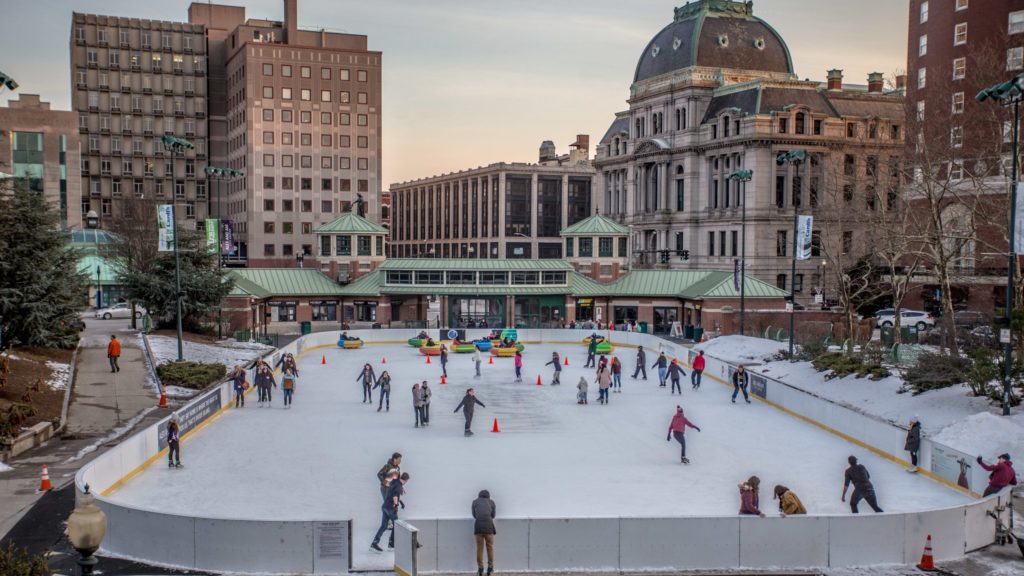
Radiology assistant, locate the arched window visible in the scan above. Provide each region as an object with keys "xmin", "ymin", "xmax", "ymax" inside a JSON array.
[{"xmin": 795, "ymin": 112, "xmax": 806, "ymax": 135}]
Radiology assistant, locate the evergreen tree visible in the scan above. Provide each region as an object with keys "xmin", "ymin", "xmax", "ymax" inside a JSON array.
[
  {"xmin": 118, "ymin": 226, "xmax": 233, "ymax": 331},
  {"xmin": 0, "ymin": 182, "xmax": 87, "ymax": 348}
]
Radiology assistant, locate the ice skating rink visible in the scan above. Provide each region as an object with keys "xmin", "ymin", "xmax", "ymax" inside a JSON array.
[{"xmin": 107, "ymin": 343, "xmax": 969, "ymax": 569}]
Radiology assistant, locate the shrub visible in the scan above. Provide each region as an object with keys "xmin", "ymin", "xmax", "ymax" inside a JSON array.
[
  {"xmin": 903, "ymin": 352, "xmax": 970, "ymax": 395},
  {"xmin": 0, "ymin": 544, "xmax": 50, "ymax": 576},
  {"xmin": 811, "ymin": 352, "xmax": 890, "ymax": 381},
  {"xmin": 156, "ymin": 361, "xmax": 226, "ymax": 390}
]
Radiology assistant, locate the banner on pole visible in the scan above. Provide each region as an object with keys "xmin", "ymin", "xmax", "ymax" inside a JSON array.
[
  {"xmin": 733, "ymin": 259, "xmax": 741, "ymax": 291},
  {"xmin": 157, "ymin": 204, "xmax": 175, "ymax": 252},
  {"xmin": 204, "ymin": 219, "xmax": 219, "ymax": 254},
  {"xmin": 1015, "ymin": 183, "xmax": 1024, "ymax": 253},
  {"xmin": 220, "ymin": 220, "xmax": 237, "ymax": 256},
  {"xmin": 795, "ymin": 215, "xmax": 813, "ymax": 261}
]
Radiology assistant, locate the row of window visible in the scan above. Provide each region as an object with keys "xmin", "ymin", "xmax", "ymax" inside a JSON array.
[
  {"xmin": 319, "ymin": 235, "xmax": 384, "ymax": 257},
  {"xmin": 262, "ymin": 243, "xmax": 314, "ymax": 257},
  {"xmin": 75, "ymin": 25, "xmax": 202, "ymax": 52},
  {"xmin": 260, "ymin": 63, "xmax": 369, "ymax": 83},
  {"xmin": 86, "ymin": 178, "xmax": 205, "ymax": 202},
  {"xmin": 259, "ymin": 111, "xmax": 370, "ymax": 130},
  {"xmin": 260, "ymin": 86, "xmax": 371, "ymax": 104},
  {"xmin": 83, "ymin": 197, "xmax": 200, "ymax": 220},
  {"xmin": 919, "ymin": 1, "xmax": 969, "ymax": 25},
  {"xmin": 261, "ymin": 176, "xmax": 369, "ymax": 193},
  {"xmin": 76, "ymin": 70, "xmax": 204, "ymax": 95},
  {"xmin": 264, "ymin": 198, "xmax": 353, "ymax": 214},
  {"xmin": 564, "ymin": 236, "xmax": 627, "ymax": 259},
  {"xmin": 261, "ymin": 154, "xmax": 372, "ymax": 172},
  {"xmin": 81, "ymin": 93, "xmax": 204, "ymax": 115},
  {"xmin": 82, "ymin": 49, "xmax": 205, "ymax": 73},
  {"xmin": 83, "ymin": 118, "xmax": 204, "ymax": 148},
  {"xmin": 384, "ymin": 270, "xmax": 567, "ymax": 286},
  {"xmin": 83, "ymin": 156, "xmax": 199, "ymax": 177}
]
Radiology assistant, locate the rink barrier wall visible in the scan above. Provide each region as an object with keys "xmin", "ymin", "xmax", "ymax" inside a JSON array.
[{"xmin": 77, "ymin": 329, "xmax": 1005, "ymax": 573}]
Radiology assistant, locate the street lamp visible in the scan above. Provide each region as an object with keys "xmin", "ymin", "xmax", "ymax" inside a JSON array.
[
  {"xmin": 977, "ymin": 71, "xmax": 1024, "ymax": 416},
  {"xmin": 67, "ymin": 484, "xmax": 107, "ymax": 576},
  {"xmin": 727, "ymin": 169, "xmax": 753, "ymax": 335},
  {"xmin": 0, "ymin": 70, "xmax": 18, "ymax": 94},
  {"xmin": 161, "ymin": 135, "xmax": 194, "ymax": 362},
  {"xmin": 777, "ymin": 149, "xmax": 808, "ymax": 358},
  {"xmin": 85, "ymin": 211, "xmax": 101, "ymax": 308}
]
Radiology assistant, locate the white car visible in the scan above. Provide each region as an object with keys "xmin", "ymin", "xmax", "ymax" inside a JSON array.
[
  {"xmin": 95, "ymin": 302, "xmax": 145, "ymax": 319},
  {"xmin": 874, "ymin": 308, "xmax": 935, "ymax": 331}
]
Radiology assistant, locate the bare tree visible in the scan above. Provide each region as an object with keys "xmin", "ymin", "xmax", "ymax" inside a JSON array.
[{"xmin": 102, "ymin": 196, "xmax": 160, "ymax": 329}]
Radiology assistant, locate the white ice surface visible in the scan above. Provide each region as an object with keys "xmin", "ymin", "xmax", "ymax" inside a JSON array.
[{"xmin": 106, "ymin": 343, "xmax": 969, "ymax": 571}]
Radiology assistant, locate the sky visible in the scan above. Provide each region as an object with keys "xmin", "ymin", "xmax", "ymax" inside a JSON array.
[{"xmin": 0, "ymin": 0, "xmax": 908, "ymax": 187}]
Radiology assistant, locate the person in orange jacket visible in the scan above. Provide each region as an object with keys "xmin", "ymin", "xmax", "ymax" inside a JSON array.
[{"xmin": 107, "ymin": 334, "xmax": 122, "ymax": 373}]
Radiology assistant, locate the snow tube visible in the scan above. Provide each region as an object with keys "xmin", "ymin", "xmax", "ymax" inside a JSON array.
[
  {"xmin": 490, "ymin": 346, "xmax": 519, "ymax": 357},
  {"xmin": 408, "ymin": 338, "xmax": 425, "ymax": 348},
  {"xmin": 338, "ymin": 339, "xmax": 363, "ymax": 349},
  {"xmin": 501, "ymin": 328, "xmax": 519, "ymax": 342},
  {"xmin": 419, "ymin": 345, "xmax": 442, "ymax": 356},
  {"xmin": 473, "ymin": 340, "xmax": 492, "ymax": 351},
  {"xmin": 594, "ymin": 341, "xmax": 614, "ymax": 354},
  {"xmin": 582, "ymin": 336, "xmax": 607, "ymax": 345},
  {"xmin": 452, "ymin": 343, "xmax": 476, "ymax": 354}
]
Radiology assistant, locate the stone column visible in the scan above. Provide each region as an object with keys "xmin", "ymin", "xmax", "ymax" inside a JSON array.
[{"xmin": 661, "ymin": 161, "xmax": 670, "ymax": 212}]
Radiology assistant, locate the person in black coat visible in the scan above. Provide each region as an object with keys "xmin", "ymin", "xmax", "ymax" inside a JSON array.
[
  {"xmin": 731, "ymin": 365, "xmax": 750, "ymax": 404},
  {"xmin": 841, "ymin": 455, "xmax": 884, "ymax": 513},
  {"xmin": 371, "ymin": 473, "xmax": 410, "ymax": 551},
  {"xmin": 905, "ymin": 416, "xmax": 922, "ymax": 472},
  {"xmin": 357, "ymin": 363, "xmax": 376, "ymax": 404},
  {"xmin": 472, "ymin": 490, "xmax": 496, "ymax": 576},
  {"xmin": 545, "ymin": 352, "xmax": 562, "ymax": 385},
  {"xmin": 632, "ymin": 346, "xmax": 647, "ymax": 380},
  {"xmin": 454, "ymin": 388, "xmax": 486, "ymax": 436}
]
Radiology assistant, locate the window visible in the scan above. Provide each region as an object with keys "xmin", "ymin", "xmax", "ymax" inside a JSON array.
[
  {"xmin": 778, "ymin": 118, "xmax": 787, "ymax": 134},
  {"xmin": 336, "ymin": 236, "xmax": 351, "ymax": 255},
  {"xmin": 340, "ymin": 91, "xmax": 350, "ymax": 103},
  {"xmin": 321, "ymin": 67, "xmax": 331, "ymax": 80},
  {"xmin": 357, "ymin": 70, "xmax": 367, "ymax": 82},
  {"xmin": 358, "ymin": 92, "xmax": 368, "ymax": 104},
  {"xmin": 954, "ymin": 23, "xmax": 967, "ymax": 46},
  {"xmin": 322, "ymin": 178, "xmax": 332, "ymax": 191},
  {"xmin": 263, "ymin": 154, "xmax": 274, "ymax": 167},
  {"xmin": 776, "ymin": 274, "xmax": 787, "ymax": 290},
  {"xmin": 263, "ymin": 109, "xmax": 274, "ymax": 121},
  {"xmin": 263, "ymin": 131, "xmax": 274, "ymax": 144},
  {"xmin": 262, "ymin": 63, "xmax": 273, "ymax": 76},
  {"xmin": 340, "ymin": 69, "xmax": 350, "ymax": 81},
  {"xmin": 842, "ymin": 231, "xmax": 853, "ymax": 254},
  {"xmin": 98, "ymin": 28, "xmax": 108, "ymax": 44},
  {"xmin": 579, "ymin": 238, "xmax": 593, "ymax": 257},
  {"xmin": 599, "ymin": 237, "xmax": 613, "ymax": 257},
  {"xmin": 301, "ymin": 155, "xmax": 312, "ymax": 168},
  {"xmin": 952, "ymin": 92, "xmax": 964, "ymax": 114},
  {"xmin": 891, "ymin": 124, "xmax": 901, "ymax": 140},
  {"xmin": 511, "ymin": 271, "xmax": 540, "ymax": 285},
  {"xmin": 300, "ymin": 89, "xmax": 311, "ymax": 101},
  {"xmin": 949, "ymin": 160, "xmax": 964, "ymax": 181},
  {"xmin": 301, "ymin": 111, "xmax": 311, "ymax": 124},
  {"xmin": 263, "ymin": 177, "xmax": 275, "ymax": 190},
  {"xmin": 76, "ymin": 26, "xmax": 85, "ymax": 42},
  {"xmin": 282, "ymin": 177, "xmax": 294, "ymax": 190},
  {"xmin": 340, "ymin": 113, "xmax": 350, "ymax": 125},
  {"xmin": 321, "ymin": 200, "xmax": 333, "ymax": 213},
  {"xmin": 282, "ymin": 65, "xmax": 292, "ymax": 77},
  {"xmin": 358, "ymin": 136, "xmax": 368, "ymax": 148},
  {"xmin": 565, "ymin": 238, "xmax": 574, "ymax": 257},
  {"xmin": 953, "ymin": 57, "xmax": 966, "ymax": 80},
  {"xmin": 282, "ymin": 87, "xmax": 292, "ymax": 100},
  {"xmin": 264, "ymin": 244, "xmax": 275, "ymax": 256},
  {"xmin": 358, "ymin": 114, "xmax": 368, "ymax": 126},
  {"xmin": 795, "ymin": 112, "xmax": 805, "ymax": 135},
  {"xmin": 776, "ymin": 230, "xmax": 788, "ymax": 257},
  {"xmin": 955, "ymin": 0, "xmax": 967, "ymax": 10},
  {"xmin": 707, "ymin": 231, "xmax": 715, "ymax": 256},
  {"xmin": 300, "ymin": 66, "xmax": 311, "ymax": 78},
  {"xmin": 1012, "ymin": 11, "xmax": 1024, "ymax": 34},
  {"xmin": 917, "ymin": 67, "xmax": 926, "ymax": 89},
  {"xmin": 321, "ymin": 90, "xmax": 331, "ymax": 102},
  {"xmin": 917, "ymin": 100, "xmax": 926, "ymax": 121},
  {"xmin": 263, "ymin": 86, "xmax": 273, "ymax": 99},
  {"xmin": 283, "ymin": 199, "xmax": 294, "ymax": 211},
  {"xmin": 263, "ymin": 198, "xmax": 275, "ymax": 210},
  {"xmin": 951, "ymin": 126, "xmax": 963, "ymax": 148},
  {"xmin": 1010, "ymin": 48, "xmax": 1024, "ymax": 71},
  {"xmin": 919, "ymin": 35, "xmax": 927, "ymax": 57},
  {"xmin": 264, "ymin": 222, "xmax": 275, "ymax": 233},
  {"xmin": 301, "ymin": 178, "xmax": 312, "ymax": 190},
  {"xmin": 793, "ymin": 274, "xmax": 804, "ymax": 293}
]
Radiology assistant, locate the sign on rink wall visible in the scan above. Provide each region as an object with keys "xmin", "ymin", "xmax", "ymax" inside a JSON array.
[
  {"xmin": 931, "ymin": 443, "xmax": 974, "ymax": 492},
  {"xmin": 158, "ymin": 387, "xmax": 222, "ymax": 450}
]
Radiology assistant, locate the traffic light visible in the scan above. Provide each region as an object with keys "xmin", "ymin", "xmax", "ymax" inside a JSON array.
[
  {"xmin": 659, "ymin": 250, "xmax": 669, "ymax": 264},
  {"xmin": 679, "ymin": 250, "xmax": 690, "ymax": 261}
]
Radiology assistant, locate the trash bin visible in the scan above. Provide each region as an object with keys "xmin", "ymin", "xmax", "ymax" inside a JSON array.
[
  {"xmin": 638, "ymin": 321, "xmax": 648, "ymax": 333},
  {"xmin": 300, "ymin": 321, "xmax": 312, "ymax": 335},
  {"xmin": 693, "ymin": 327, "xmax": 704, "ymax": 342},
  {"xmin": 235, "ymin": 329, "xmax": 251, "ymax": 342},
  {"xmin": 372, "ymin": 322, "xmax": 382, "ymax": 329},
  {"xmin": 684, "ymin": 325, "xmax": 694, "ymax": 340}
]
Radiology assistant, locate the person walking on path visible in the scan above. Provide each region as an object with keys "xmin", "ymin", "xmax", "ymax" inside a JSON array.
[
  {"xmin": 413, "ymin": 382, "xmax": 427, "ymax": 428},
  {"xmin": 773, "ymin": 485, "xmax": 806, "ymax": 516},
  {"xmin": 440, "ymin": 345, "xmax": 449, "ymax": 378},
  {"xmin": 596, "ymin": 363, "xmax": 612, "ymax": 404},
  {"xmin": 281, "ymin": 365, "xmax": 297, "ymax": 408},
  {"xmin": 738, "ymin": 476, "xmax": 764, "ymax": 517},
  {"xmin": 545, "ymin": 352, "xmax": 562, "ymax": 385},
  {"xmin": 473, "ymin": 347, "xmax": 482, "ymax": 378},
  {"xmin": 841, "ymin": 456, "xmax": 884, "ymax": 513},
  {"xmin": 472, "ymin": 490, "xmax": 497, "ymax": 576},
  {"xmin": 610, "ymin": 356, "xmax": 622, "ymax": 392},
  {"xmin": 667, "ymin": 359, "xmax": 686, "ymax": 395},
  {"xmin": 666, "ymin": 405, "xmax": 700, "ymax": 463},
  {"xmin": 255, "ymin": 360, "xmax": 276, "ymax": 406},
  {"xmin": 107, "ymin": 334, "xmax": 121, "ymax": 373},
  {"xmin": 977, "ymin": 453, "xmax": 1017, "ymax": 497},
  {"xmin": 454, "ymin": 388, "xmax": 485, "ymax": 436},
  {"xmin": 421, "ymin": 382, "xmax": 432, "ymax": 425},
  {"xmin": 691, "ymin": 351, "xmax": 706, "ymax": 389},
  {"xmin": 652, "ymin": 352, "xmax": 668, "ymax": 387},
  {"xmin": 230, "ymin": 365, "xmax": 247, "ymax": 408},
  {"xmin": 376, "ymin": 453, "xmax": 402, "ymax": 501},
  {"xmin": 371, "ymin": 472, "xmax": 410, "ymax": 552},
  {"xmin": 358, "ymin": 363, "xmax": 377, "ymax": 404},
  {"xmin": 731, "ymin": 365, "xmax": 750, "ymax": 404},
  {"xmin": 577, "ymin": 376, "xmax": 588, "ymax": 404},
  {"xmin": 514, "ymin": 350, "xmax": 524, "ymax": 383},
  {"xmin": 167, "ymin": 415, "xmax": 182, "ymax": 468},
  {"xmin": 632, "ymin": 346, "xmax": 647, "ymax": 380},
  {"xmin": 585, "ymin": 334, "xmax": 600, "ymax": 368},
  {"xmin": 905, "ymin": 416, "xmax": 922, "ymax": 472},
  {"xmin": 374, "ymin": 371, "xmax": 392, "ymax": 412}
]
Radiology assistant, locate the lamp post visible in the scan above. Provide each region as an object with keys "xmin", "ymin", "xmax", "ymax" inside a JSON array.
[
  {"xmin": 85, "ymin": 210, "xmax": 101, "ymax": 308},
  {"xmin": 777, "ymin": 149, "xmax": 808, "ymax": 358},
  {"xmin": 161, "ymin": 135, "xmax": 194, "ymax": 362},
  {"xmin": 0, "ymin": 69, "xmax": 18, "ymax": 94},
  {"xmin": 67, "ymin": 484, "xmax": 107, "ymax": 576},
  {"xmin": 978, "ymin": 72, "xmax": 1024, "ymax": 416},
  {"xmin": 727, "ymin": 169, "xmax": 753, "ymax": 335}
]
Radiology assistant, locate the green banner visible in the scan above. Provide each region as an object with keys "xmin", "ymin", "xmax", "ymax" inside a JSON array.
[
  {"xmin": 157, "ymin": 204, "xmax": 175, "ymax": 252},
  {"xmin": 205, "ymin": 219, "xmax": 220, "ymax": 254}
]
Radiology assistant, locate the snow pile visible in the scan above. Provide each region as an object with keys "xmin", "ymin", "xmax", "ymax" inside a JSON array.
[
  {"xmin": 695, "ymin": 335, "xmax": 786, "ymax": 364},
  {"xmin": 0, "ymin": 461, "xmax": 12, "ymax": 473},
  {"xmin": 45, "ymin": 361, "xmax": 71, "ymax": 391},
  {"xmin": 148, "ymin": 335, "xmax": 271, "ymax": 369},
  {"xmin": 164, "ymin": 385, "xmax": 200, "ymax": 399},
  {"xmin": 932, "ymin": 412, "xmax": 1024, "ymax": 462}
]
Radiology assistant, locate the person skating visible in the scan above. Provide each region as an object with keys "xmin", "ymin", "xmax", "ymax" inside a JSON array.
[
  {"xmin": 905, "ymin": 416, "xmax": 921, "ymax": 472},
  {"xmin": 977, "ymin": 453, "xmax": 1017, "ymax": 497},
  {"xmin": 611, "ymin": 356, "xmax": 622, "ymax": 392},
  {"xmin": 841, "ymin": 456, "xmax": 884, "ymax": 513},
  {"xmin": 514, "ymin": 350, "xmax": 523, "ymax": 383},
  {"xmin": 230, "ymin": 364, "xmax": 247, "ymax": 408},
  {"xmin": 731, "ymin": 365, "xmax": 750, "ymax": 404},
  {"xmin": 773, "ymin": 485, "xmax": 806, "ymax": 516},
  {"xmin": 472, "ymin": 489, "xmax": 496, "ymax": 576},
  {"xmin": 738, "ymin": 476, "xmax": 764, "ymax": 517},
  {"xmin": 281, "ymin": 365, "xmax": 297, "ymax": 408},
  {"xmin": 374, "ymin": 370, "xmax": 392, "ymax": 412},
  {"xmin": 357, "ymin": 363, "xmax": 377, "ymax": 404},
  {"xmin": 666, "ymin": 405, "xmax": 700, "ymax": 463},
  {"xmin": 167, "ymin": 415, "xmax": 182, "ymax": 468},
  {"xmin": 376, "ymin": 452, "xmax": 402, "ymax": 501},
  {"xmin": 577, "ymin": 376, "xmax": 588, "ymax": 404},
  {"xmin": 421, "ymin": 382, "xmax": 432, "ymax": 425},
  {"xmin": 255, "ymin": 360, "xmax": 276, "ymax": 406},
  {"xmin": 281, "ymin": 353, "xmax": 299, "ymax": 376},
  {"xmin": 585, "ymin": 334, "xmax": 600, "ymax": 368},
  {"xmin": 691, "ymin": 350, "xmax": 705, "ymax": 389},
  {"xmin": 107, "ymin": 334, "xmax": 121, "ymax": 373},
  {"xmin": 667, "ymin": 358, "xmax": 686, "ymax": 395},
  {"xmin": 652, "ymin": 351, "xmax": 668, "ymax": 387},
  {"xmin": 545, "ymin": 352, "xmax": 562, "ymax": 385},
  {"xmin": 632, "ymin": 346, "xmax": 647, "ymax": 380},
  {"xmin": 454, "ymin": 388, "xmax": 485, "ymax": 436},
  {"xmin": 440, "ymin": 345, "xmax": 449, "ymax": 378},
  {"xmin": 473, "ymin": 347, "xmax": 482, "ymax": 378},
  {"xmin": 371, "ymin": 472, "xmax": 410, "ymax": 552},
  {"xmin": 596, "ymin": 363, "xmax": 611, "ymax": 404},
  {"xmin": 413, "ymin": 382, "xmax": 426, "ymax": 428}
]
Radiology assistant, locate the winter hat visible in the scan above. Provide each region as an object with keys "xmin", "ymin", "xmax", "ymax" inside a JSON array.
[
  {"xmin": 999, "ymin": 453, "xmax": 1011, "ymax": 461},
  {"xmin": 910, "ymin": 415, "xmax": 919, "ymax": 424},
  {"xmin": 479, "ymin": 489, "xmax": 490, "ymax": 498}
]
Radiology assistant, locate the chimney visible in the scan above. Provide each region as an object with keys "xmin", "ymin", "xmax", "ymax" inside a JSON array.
[
  {"xmin": 895, "ymin": 74, "xmax": 907, "ymax": 90},
  {"xmin": 867, "ymin": 72, "xmax": 884, "ymax": 93},
  {"xmin": 826, "ymin": 69, "xmax": 843, "ymax": 91},
  {"xmin": 284, "ymin": 0, "xmax": 298, "ymax": 44},
  {"xmin": 569, "ymin": 135, "xmax": 590, "ymax": 164},
  {"xmin": 539, "ymin": 140, "xmax": 557, "ymax": 164}
]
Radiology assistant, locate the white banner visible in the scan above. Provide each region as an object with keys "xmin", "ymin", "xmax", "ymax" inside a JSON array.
[
  {"xmin": 1015, "ymin": 183, "xmax": 1024, "ymax": 254},
  {"xmin": 157, "ymin": 204, "xmax": 175, "ymax": 252},
  {"xmin": 795, "ymin": 215, "xmax": 813, "ymax": 260}
]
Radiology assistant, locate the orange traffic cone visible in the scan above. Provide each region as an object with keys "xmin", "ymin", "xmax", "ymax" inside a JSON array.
[
  {"xmin": 491, "ymin": 418, "xmax": 500, "ymax": 433},
  {"xmin": 39, "ymin": 465, "xmax": 52, "ymax": 492},
  {"xmin": 426, "ymin": 355, "xmax": 431, "ymax": 364},
  {"xmin": 917, "ymin": 535, "xmax": 936, "ymax": 572},
  {"xmin": 700, "ymin": 332, "xmax": 707, "ymax": 343},
  {"xmin": 158, "ymin": 385, "xmax": 168, "ymax": 408},
  {"xmin": 321, "ymin": 355, "xmax": 326, "ymax": 365},
  {"xmin": 488, "ymin": 355, "xmax": 493, "ymax": 365},
  {"xmin": 441, "ymin": 375, "xmax": 446, "ymax": 385},
  {"xmin": 536, "ymin": 374, "xmax": 543, "ymax": 386},
  {"xmin": 564, "ymin": 357, "xmax": 569, "ymax": 366}
]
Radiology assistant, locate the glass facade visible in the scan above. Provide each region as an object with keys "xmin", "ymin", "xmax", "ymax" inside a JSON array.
[
  {"xmin": 567, "ymin": 177, "xmax": 592, "ymax": 225},
  {"xmin": 504, "ymin": 175, "xmax": 531, "ymax": 236},
  {"xmin": 537, "ymin": 177, "xmax": 562, "ymax": 237},
  {"xmin": 13, "ymin": 132, "xmax": 45, "ymax": 192}
]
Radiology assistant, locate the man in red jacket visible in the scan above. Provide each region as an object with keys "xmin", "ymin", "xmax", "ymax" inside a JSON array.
[
  {"xmin": 666, "ymin": 405, "xmax": 700, "ymax": 464},
  {"xmin": 691, "ymin": 351, "xmax": 706, "ymax": 389},
  {"xmin": 977, "ymin": 453, "xmax": 1017, "ymax": 497}
]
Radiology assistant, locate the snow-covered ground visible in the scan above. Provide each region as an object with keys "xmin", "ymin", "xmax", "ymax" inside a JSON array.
[
  {"xmin": 698, "ymin": 336, "xmax": 1024, "ymax": 464},
  {"xmin": 107, "ymin": 343, "xmax": 968, "ymax": 571},
  {"xmin": 148, "ymin": 335, "xmax": 273, "ymax": 370},
  {"xmin": 45, "ymin": 360, "xmax": 70, "ymax": 391},
  {"xmin": 0, "ymin": 461, "xmax": 12, "ymax": 473}
]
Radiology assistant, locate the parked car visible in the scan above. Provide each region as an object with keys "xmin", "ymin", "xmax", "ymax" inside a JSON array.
[
  {"xmin": 953, "ymin": 310, "xmax": 988, "ymax": 328},
  {"xmin": 94, "ymin": 302, "xmax": 145, "ymax": 319},
  {"xmin": 874, "ymin": 308, "xmax": 936, "ymax": 331}
]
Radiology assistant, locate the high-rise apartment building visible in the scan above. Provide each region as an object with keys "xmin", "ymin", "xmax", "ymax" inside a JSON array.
[
  {"xmin": 71, "ymin": 11, "xmax": 209, "ymax": 230},
  {"xmin": 0, "ymin": 94, "xmax": 82, "ymax": 230},
  {"xmin": 190, "ymin": 0, "xmax": 383, "ymax": 267}
]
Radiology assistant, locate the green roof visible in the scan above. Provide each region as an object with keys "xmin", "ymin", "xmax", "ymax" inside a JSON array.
[
  {"xmin": 379, "ymin": 259, "xmax": 574, "ymax": 271},
  {"xmin": 314, "ymin": 212, "xmax": 388, "ymax": 234},
  {"xmin": 227, "ymin": 269, "xmax": 346, "ymax": 297},
  {"xmin": 77, "ymin": 254, "xmax": 120, "ymax": 284},
  {"xmin": 560, "ymin": 214, "xmax": 629, "ymax": 236},
  {"xmin": 69, "ymin": 229, "xmax": 118, "ymax": 245}
]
